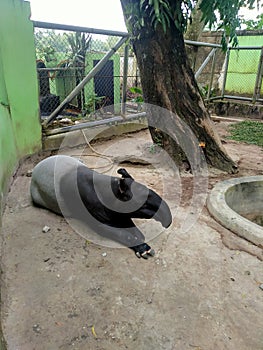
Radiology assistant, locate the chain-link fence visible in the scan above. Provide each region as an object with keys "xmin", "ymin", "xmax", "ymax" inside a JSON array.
[
  {"xmin": 33, "ymin": 22, "xmax": 263, "ymax": 131},
  {"xmin": 34, "ymin": 22, "xmax": 142, "ymax": 127},
  {"xmin": 185, "ymin": 39, "xmax": 263, "ymax": 106},
  {"xmin": 220, "ymin": 46, "xmax": 263, "ymax": 103}
]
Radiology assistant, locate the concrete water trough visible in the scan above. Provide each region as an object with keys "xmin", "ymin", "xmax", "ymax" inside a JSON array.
[{"xmin": 207, "ymin": 176, "xmax": 263, "ymax": 247}]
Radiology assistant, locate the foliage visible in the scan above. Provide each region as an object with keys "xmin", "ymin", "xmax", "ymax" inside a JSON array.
[
  {"xmin": 199, "ymin": 84, "xmax": 216, "ymax": 98},
  {"xmin": 123, "ymin": 0, "xmax": 192, "ymax": 35},
  {"xmin": 82, "ymin": 94, "xmax": 106, "ymax": 116},
  {"xmin": 127, "ymin": 86, "xmax": 144, "ymax": 111},
  {"xmin": 91, "ymin": 36, "xmax": 126, "ymax": 54},
  {"xmin": 241, "ymin": 13, "xmax": 263, "ymax": 29},
  {"xmin": 129, "ymin": 86, "xmax": 144, "ymax": 103},
  {"xmin": 228, "ymin": 120, "xmax": 263, "ymax": 147},
  {"xmin": 35, "ymin": 30, "xmax": 94, "ymax": 66},
  {"xmin": 34, "ymin": 29, "xmax": 70, "ymax": 63},
  {"xmin": 65, "ymin": 32, "xmax": 91, "ymax": 67},
  {"xmin": 122, "ymin": 0, "xmax": 261, "ymax": 50},
  {"xmin": 35, "ymin": 29, "xmax": 122, "ymax": 65},
  {"xmin": 199, "ymin": 0, "xmax": 259, "ymax": 49}
]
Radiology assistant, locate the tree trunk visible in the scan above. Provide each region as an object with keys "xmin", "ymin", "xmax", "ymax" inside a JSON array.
[
  {"xmin": 184, "ymin": 0, "xmax": 205, "ymax": 71},
  {"xmin": 120, "ymin": 0, "xmax": 237, "ymax": 174}
]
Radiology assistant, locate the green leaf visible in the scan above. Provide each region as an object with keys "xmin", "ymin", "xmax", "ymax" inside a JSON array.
[
  {"xmin": 130, "ymin": 86, "xmax": 143, "ymax": 94},
  {"xmin": 154, "ymin": 0, "xmax": 160, "ymax": 19}
]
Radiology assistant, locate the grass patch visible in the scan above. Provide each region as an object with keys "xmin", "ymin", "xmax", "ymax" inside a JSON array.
[{"xmin": 228, "ymin": 120, "xmax": 263, "ymax": 147}]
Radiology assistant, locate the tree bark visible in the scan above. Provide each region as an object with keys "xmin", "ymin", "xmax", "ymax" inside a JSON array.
[
  {"xmin": 120, "ymin": 0, "xmax": 238, "ymax": 174},
  {"xmin": 184, "ymin": 0, "xmax": 205, "ymax": 71}
]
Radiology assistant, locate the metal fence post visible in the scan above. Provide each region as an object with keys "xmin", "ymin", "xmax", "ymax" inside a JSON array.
[
  {"xmin": 207, "ymin": 48, "xmax": 217, "ymax": 100},
  {"xmin": 221, "ymin": 48, "xmax": 230, "ymax": 99},
  {"xmin": 195, "ymin": 48, "xmax": 216, "ymax": 80},
  {"xmin": 253, "ymin": 47, "xmax": 263, "ymax": 103},
  {"xmin": 121, "ymin": 43, "xmax": 129, "ymax": 115}
]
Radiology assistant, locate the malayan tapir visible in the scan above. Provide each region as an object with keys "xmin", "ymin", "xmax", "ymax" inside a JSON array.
[{"xmin": 30, "ymin": 155, "xmax": 172, "ymax": 259}]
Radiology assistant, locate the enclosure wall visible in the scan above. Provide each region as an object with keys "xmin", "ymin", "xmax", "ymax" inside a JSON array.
[{"xmin": 0, "ymin": 0, "xmax": 41, "ymax": 217}]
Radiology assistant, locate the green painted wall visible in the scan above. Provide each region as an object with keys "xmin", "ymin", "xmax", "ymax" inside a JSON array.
[
  {"xmin": 226, "ymin": 35, "xmax": 263, "ymax": 94},
  {"xmin": 0, "ymin": 0, "xmax": 41, "ymax": 212},
  {"xmin": 0, "ymin": 1, "xmax": 42, "ymax": 347}
]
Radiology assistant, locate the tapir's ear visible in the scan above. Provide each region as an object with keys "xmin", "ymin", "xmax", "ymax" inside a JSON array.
[
  {"xmin": 119, "ymin": 178, "xmax": 130, "ymax": 194},
  {"xmin": 117, "ymin": 168, "xmax": 134, "ymax": 180}
]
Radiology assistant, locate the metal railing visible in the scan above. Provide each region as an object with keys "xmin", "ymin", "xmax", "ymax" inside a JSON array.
[
  {"xmin": 33, "ymin": 21, "xmax": 141, "ymax": 131},
  {"xmin": 33, "ymin": 21, "xmax": 263, "ymax": 135},
  {"xmin": 185, "ymin": 39, "xmax": 263, "ymax": 105}
]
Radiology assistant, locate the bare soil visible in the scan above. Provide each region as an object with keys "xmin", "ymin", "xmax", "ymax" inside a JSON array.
[{"xmin": 1, "ymin": 118, "xmax": 263, "ymax": 350}]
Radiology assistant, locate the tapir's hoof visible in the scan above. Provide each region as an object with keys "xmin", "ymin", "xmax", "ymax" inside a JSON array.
[{"xmin": 135, "ymin": 248, "xmax": 155, "ymax": 259}]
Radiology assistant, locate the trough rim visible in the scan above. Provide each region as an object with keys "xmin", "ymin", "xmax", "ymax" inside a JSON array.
[{"xmin": 207, "ymin": 175, "xmax": 263, "ymax": 247}]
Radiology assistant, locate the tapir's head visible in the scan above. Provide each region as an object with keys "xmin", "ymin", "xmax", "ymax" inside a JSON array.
[{"xmin": 114, "ymin": 168, "xmax": 172, "ymax": 228}]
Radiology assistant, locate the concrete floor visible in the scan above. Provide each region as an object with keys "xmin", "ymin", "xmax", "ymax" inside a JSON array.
[{"xmin": 1, "ymin": 126, "xmax": 263, "ymax": 350}]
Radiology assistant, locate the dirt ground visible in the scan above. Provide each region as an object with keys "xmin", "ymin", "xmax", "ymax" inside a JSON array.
[{"xmin": 1, "ymin": 119, "xmax": 263, "ymax": 350}]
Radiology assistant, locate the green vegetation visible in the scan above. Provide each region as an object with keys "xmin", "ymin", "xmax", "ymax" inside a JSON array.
[
  {"xmin": 129, "ymin": 86, "xmax": 144, "ymax": 103},
  {"xmin": 241, "ymin": 13, "xmax": 263, "ymax": 30},
  {"xmin": 83, "ymin": 94, "xmax": 106, "ymax": 116},
  {"xmin": 35, "ymin": 30, "xmax": 124, "ymax": 64},
  {"xmin": 228, "ymin": 120, "xmax": 263, "ymax": 147}
]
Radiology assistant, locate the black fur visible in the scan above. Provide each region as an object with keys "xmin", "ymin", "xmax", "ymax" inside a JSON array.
[{"xmin": 30, "ymin": 156, "xmax": 172, "ymax": 258}]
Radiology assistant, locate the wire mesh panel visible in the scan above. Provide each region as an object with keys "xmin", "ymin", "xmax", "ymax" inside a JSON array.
[
  {"xmin": 34, "ymin": 23, "xmax": 263, "ymax": 129},
  {"xmin": 35, "ymin": 29, "xmax": 88, "ymax": 115},
  {"xmin": 186, "ymin": 42, "xmax": 224, "ymax": 99},
  {"xmin": 34, "ymin": 24, "xmax": 142, "ymax": 126},
  {"xmin": 186, "ymin": 40, "xmax": 263, "ymax": 105},
  {"xmin": 223, "ymin": 47, "xmax": 263, "ymax": 100}
]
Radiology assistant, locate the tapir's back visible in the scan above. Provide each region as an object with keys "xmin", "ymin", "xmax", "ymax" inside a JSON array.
[{"xmin": 30, "ymin": 155, "xmax": 81, "ymax": 214}]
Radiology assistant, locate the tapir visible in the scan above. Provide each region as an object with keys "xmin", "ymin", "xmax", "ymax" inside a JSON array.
[{"xmin": 30, "ymin": 155, "xmax": 172, "ymax": 259}]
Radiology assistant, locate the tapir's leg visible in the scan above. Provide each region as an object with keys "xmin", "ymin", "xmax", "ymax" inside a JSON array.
[
  {"xmin": 96, "ymin": 221, "xmax": 155, "ymax": 259},
  {"xmin": 130, "ymin": 243, "xmax": 155, "ymax": 259},
  {"xmin": 95, "ymin": 221, "xmax": 144, "ymax": 246}
]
